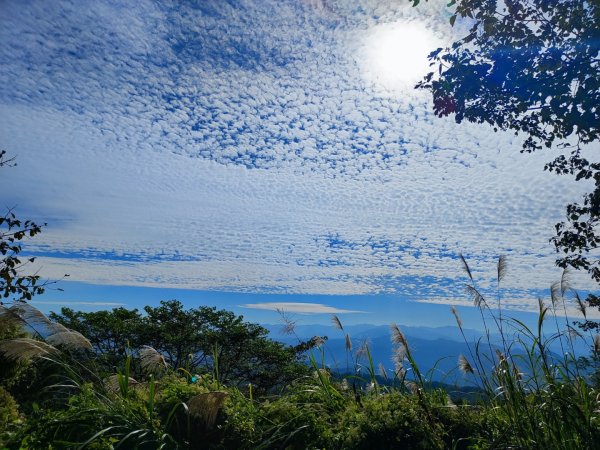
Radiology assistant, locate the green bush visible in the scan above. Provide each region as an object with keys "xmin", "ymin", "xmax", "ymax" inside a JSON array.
[
  {"xmin": 12, "ymin": 383, "xmax": 175, "ymax": 449},
  {"xmin": 336, "ymin": 392, "xmax": 444, "ymax": 450},
  {"xmin": 154, "ymin": 373, "xmax": 216, "ymax": 448},
  {"xmin": 0, "ymin": 386, "xmax": 20, "ymax": 448},
  {"xmin": 0, "ymin": 386, "xmax": 19, "ymax": 425},
  {"xmin": 216, "ymin": 381, "xmax": 337, "ymax": 450}
]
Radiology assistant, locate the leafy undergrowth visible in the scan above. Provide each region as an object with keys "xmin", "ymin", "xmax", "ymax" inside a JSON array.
[{"xmin": 1, "ymin": 261, "xmax": 600, "ymax": 449}]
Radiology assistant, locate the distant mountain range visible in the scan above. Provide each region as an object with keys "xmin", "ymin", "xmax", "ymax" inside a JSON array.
[
  {"xmin": 264, "ymin": 322, "xmax": 592, "ymax": 387},
  {"xmin": 264, "ymin": 322, "xmax": 486, "ymax": 386}
]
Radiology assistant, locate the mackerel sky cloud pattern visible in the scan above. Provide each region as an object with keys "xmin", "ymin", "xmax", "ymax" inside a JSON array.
[{"xmin": 1, "ymin": 0, "xmax": 598, "ymax": 315}]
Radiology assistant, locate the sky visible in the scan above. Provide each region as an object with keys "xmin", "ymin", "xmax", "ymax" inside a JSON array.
[{"xmin": 1, "ymin": 0, "xmax": 598, "ymax": 329}]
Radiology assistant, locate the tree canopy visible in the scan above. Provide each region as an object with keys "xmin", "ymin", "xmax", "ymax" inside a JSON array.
[
  {"xmin": 50, "ymin": 300, "xmax": 311, "ymax": 392},
  {"xmin": 413, "ymin": 0, "xmax": 600, "ymax": 322}
]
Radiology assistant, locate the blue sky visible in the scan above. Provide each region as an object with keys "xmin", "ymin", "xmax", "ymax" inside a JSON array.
[{"xmin": 1, "ymin": 0, "xmax": 598, "ymax": 327}]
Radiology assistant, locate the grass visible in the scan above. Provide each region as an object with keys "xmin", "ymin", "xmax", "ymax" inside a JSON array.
[{"xmin": 1, "ymin": 258, "xmax": 600, "ymax": 449}]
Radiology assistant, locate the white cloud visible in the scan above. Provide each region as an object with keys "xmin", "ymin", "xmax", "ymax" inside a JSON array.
[
  {"xmin": 30, "ymin": 300, "xmax": 125, "ymax": 307},
  {"xmin": 239, "ymin": 302, "xmax": 365, "ymax": 314},
  {"xmin": 0, "ymin": 0, "xmax": 598, "ymax": 315}
]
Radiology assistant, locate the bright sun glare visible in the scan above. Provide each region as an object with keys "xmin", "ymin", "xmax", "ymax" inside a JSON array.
[{"xmin": 362, "ymin": 21, "xmax": 439, "ymax": 92}]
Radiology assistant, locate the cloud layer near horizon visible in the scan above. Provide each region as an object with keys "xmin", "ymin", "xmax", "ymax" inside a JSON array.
[{"xmin": 1, "ymin": 0, "xmax": 598, "ymax": 315}]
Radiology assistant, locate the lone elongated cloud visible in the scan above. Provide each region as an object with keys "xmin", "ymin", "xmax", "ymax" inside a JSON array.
[{"xmin": 240, "ymin": 302, "xmax": 365, "ymax": 314}]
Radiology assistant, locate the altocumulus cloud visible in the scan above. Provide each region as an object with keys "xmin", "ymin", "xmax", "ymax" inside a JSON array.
[{"xmin": 0, "ymin": 0, "xmax": 598, "ymax": 314}]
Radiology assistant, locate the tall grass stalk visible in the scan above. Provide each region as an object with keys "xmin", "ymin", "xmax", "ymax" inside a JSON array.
[{"xmin": 453, "ymin": 259, "xmax": 600, "ymax": 449}]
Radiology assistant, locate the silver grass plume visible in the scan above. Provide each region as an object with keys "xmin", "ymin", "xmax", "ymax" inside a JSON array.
[
  {"xmin": 187, "ymin": 392, "xmax": 228, "ymax": 429},
  {"xmin": 459, "ymin": 253, "xmax": 473, "ymax": 281},
  {"xmin": 497, "ymin": 255, "xmax": 508, "ymax": 284},
  {"xmin": 331, "ymin": 314, "xmax": 344, "ymax": 331},
  {"xmin": 46, "ymin": 330, "xmax": 92, "ymax": 351},
  {"xmin": 390, "ymin": 323, "xmax": 408, "ymax": 350},
  {"xmin": 404, "ymin": 381, "xmax": 418, "ymax": 395},
  {"xmin": 0, "ymin": 305, "xmax": 29, "ymax": 329},
  {"xmin": 0, "ymin": 338, "xmax": 57, "ymax": 362},
  {"xmin": 395, "ymin": 365, "xmax": 406, "ymax": 379},
  {"xmin": 392, "ymin": 345, "xmax": 406, "ymax": 377},
  {"xmin": 378, "ymin": 362, "xmax": 388, "ymax": 381},
  {"xmin": 345, "ymin": 333, "xmax": 352, "ymax": 352},
  {"xmin": 355, "ymin": 339, "xmax": 369, "ymax": 360},
  {"xmin": 574, "ymin": 291, "xmax": 587, "ymax": 319},
  {"xmin": 139, "ymin": 345, "xmax": 168, "ymax": 374},
  {"xmin": 392, "ymin": 345, "xmax": 406, "ymax": 367},
  {"xmin": 393, "ymin": 358, "xmax": 406, "ymax": 379},
  {"xmin": 550, "ymin": 281, "xmax": 562, "ymax": 307},
  {"xmin": 458, "ymin": 354, "xmax": 474, "ymax": 374},
  {"xmin": 451, "ymin": 306, "xmax": 463, "ymax": 329},
  {"xmin": 310, "ymin": 336, "xmax": 326, "ymax": 347},
  {"xmin": 104, "ymin": 374, "xmax": 139, "ymax": 394},
  {"xmin": 465, "ymin": 285, "xmax": 485, "ymax": 308},
  {"xmin": 9, "ymin": 302, "xmax": 68, "ymax": 337},
  {"xmin": 560, "ymin": 267, "xmax": 572, "ymax": 297}
]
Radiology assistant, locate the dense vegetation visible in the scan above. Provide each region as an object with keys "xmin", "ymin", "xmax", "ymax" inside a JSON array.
[{"xmin": 1, "ymin": 266, "xmax": 600, "ymax": 449}]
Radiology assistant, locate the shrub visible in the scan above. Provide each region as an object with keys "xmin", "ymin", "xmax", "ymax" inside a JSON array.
[
  {"xmin": 336, "ymin": 392, "xmax": 444, "ymax": 450},
  {"xmin": 0, "ymin": 386, "xmax": 20, "ymax": 447},
  {"xmin": 12, "ymin": 383, "xmax": 175, "ymax": 449}
]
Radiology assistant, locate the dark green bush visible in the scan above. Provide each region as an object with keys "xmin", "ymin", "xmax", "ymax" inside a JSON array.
[
  {"xmin": 335, "ymin": 392, "xmax": 444, "ymax": 450},
  {"xmin": 216, "ymin": 379, "xmax": 338, "ymax": 450},
  {"xmin": 0, "ymin": 386, "xmax": 20, "ymax": 447},
  {"xmin": 11, "ymin": 383, "xmax": 174, "ymax": 449}
]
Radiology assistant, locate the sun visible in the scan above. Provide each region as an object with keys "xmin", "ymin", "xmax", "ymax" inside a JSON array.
[{"xmin": 361, "ymin": 21, "xmax": 439, "ymax": 92}]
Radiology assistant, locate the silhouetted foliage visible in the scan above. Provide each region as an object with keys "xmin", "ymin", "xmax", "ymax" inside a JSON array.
[
  {"xmin": 0, "ymin": 150, "xmax": 48, "ymax": 304},
  {"xmin": 413, "ymin": 0, "xmax": 600, "ymax": 326},
  {"xmin": 51, "ymin": 300, "xmax": 310, "ymax": 392}
]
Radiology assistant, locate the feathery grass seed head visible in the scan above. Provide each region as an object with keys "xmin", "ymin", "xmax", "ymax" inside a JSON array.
[
  {"xmin": 0, "ymin": 338, "xmax": 57, "ymax": 362},
  {"xmin": 345, "ymin": 333, "xmax": 352, "ymax": 352},
  {"xmin": 574, "ymin": 292, "xmax": 587, "ymax": 318},
  {"xmin": 46, "ymin": 330, "xmax": 92, "ymax": 351},
  {"xmin": 465, "ymin": 285, "xmax": 485, "ymax": 308},
  {"xmin": 451, "ymin": 306, "xmax": 463, "ymax": 329},
  {"xmin": 458, "ymin": 354, "xmax": 474, "ymax": 374},
  {"xmin": 459, "ymin": 253, "xmax": 473, "ymax": 281},
  {"xmin": 497, "ymin": 255, "xmax": 508, "ymax": 283},
  {"xmin": 331, "ymin": 314, "xmax": 344, "ymax": 331},
  {"xmin": 187, "ymin": 391, "xmax": 228, "ymax": 429},
  {"xmin": 139, "ymin": 345, "xmax": 168, "ymax": 374},
  {"xmin": 550, "ymin": 281, "xmax": 562, "ymax": 307},
  {"xmin": 390, "ymin": 323, "xmax": 408, "ymax": 349}
]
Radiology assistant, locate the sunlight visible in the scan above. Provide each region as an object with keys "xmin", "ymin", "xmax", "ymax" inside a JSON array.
[{"xmin": 361, "ymin": 21, "xmax": 439, "ymax": 92}]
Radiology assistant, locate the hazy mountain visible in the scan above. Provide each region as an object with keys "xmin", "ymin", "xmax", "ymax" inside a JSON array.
[
  {"xmin": 265, "ymin": 322, "xmax": 587, "ymax": 386},
  {"xmin": 264, "ymin": 322, "xmax": 487, "ymax": 386}
]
